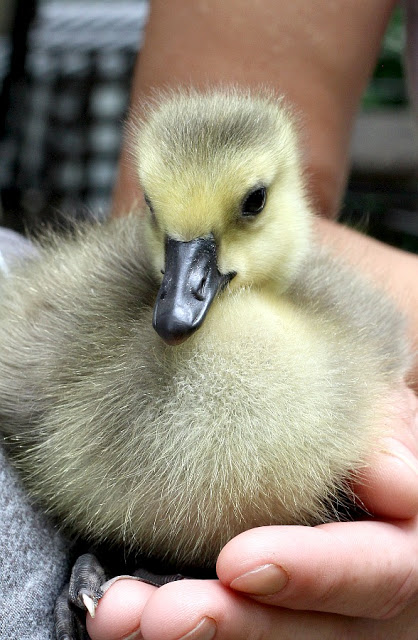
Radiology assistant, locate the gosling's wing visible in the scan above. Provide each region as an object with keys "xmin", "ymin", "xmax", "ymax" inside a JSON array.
[
  {"xmin": 289, "ymin": 245, "xmax": 411, "ymax": 383},
  {"xmin": 0, "ymin": 215, "xmax": 158, "ymax": 439}
]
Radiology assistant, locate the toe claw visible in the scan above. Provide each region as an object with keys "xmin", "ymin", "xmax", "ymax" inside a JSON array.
[{"xmin": 81, "ymin": 593, "xmax": 96, "ymax": 618}]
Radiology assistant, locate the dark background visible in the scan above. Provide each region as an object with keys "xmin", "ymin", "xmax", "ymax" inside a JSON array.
[{"xmin": 0, "ymin": 1, "xmax": 416, "ymax": 251}]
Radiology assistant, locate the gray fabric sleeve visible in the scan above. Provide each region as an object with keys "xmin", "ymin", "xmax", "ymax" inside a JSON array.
[
  {"xmin": 0, "ymin": 228, "xmax": 70, "ymax": 639},
  {"xmin": 0, "ymin": 447, "xmax": 70, "ymax": 639}
]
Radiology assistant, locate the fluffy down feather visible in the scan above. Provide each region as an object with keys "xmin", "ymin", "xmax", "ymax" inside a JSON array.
[{"xmin": 0, "ymin": 89, "xmax": 410, "ymax": 569}]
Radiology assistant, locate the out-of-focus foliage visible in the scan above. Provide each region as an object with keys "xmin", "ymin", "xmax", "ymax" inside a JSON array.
[
  {"xmin": 362, "ymin": 7, "xmax": 407, "ymax": 108},
  {"xmin": 346, "ymin": 8, "xmax": 418, "ymax": 253}
]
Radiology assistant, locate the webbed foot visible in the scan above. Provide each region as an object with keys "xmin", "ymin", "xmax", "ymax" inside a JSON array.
[
  {"xmin": 54, "ymin": 553, "xmax": 106, "ymax": 639},
  {"xmin": 54, "ymin": 553, "xmax": 187, "ymax": 639},
  {"xmin": 131, "ymin": 566, "xmax": 185, "ymax": 587}
]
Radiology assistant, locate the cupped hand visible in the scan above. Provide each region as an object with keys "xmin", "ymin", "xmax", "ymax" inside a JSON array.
[{"xmin": 87, "ymin": 387, "xmax": 418, "ymax": 640}]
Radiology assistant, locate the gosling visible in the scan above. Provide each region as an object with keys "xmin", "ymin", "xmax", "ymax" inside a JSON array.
[{"xmin": 0, "ymin": 89, "xmax": 410, "ymax": 577}]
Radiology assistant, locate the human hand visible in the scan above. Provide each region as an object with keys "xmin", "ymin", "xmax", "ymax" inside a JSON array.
[{"xmin": 87, "ymin": 387, "xmax": 418, "ymax": 640}]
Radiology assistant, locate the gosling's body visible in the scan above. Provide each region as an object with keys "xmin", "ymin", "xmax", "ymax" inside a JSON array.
[{"xmin": 0, "ymin": 89, "xmax": 410, "ymax": 570}]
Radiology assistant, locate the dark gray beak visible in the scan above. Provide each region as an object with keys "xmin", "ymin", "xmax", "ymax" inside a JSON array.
[{"xmin": 153, "ymin": 234, "xmax": 235, "ymax": 345}]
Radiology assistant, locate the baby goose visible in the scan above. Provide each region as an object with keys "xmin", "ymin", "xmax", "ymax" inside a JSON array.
[{"xmin": 0, "ymin": 90, "xmax": 410, "ymax": 600}]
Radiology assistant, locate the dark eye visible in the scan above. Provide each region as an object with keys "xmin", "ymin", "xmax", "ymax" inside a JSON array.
[
  {"xmin": 241, "ymin": 187, "xmax": 267, "ymax": 217},
  {"xmin": 144, "ymin": 194, "xmax": 155, "ymax": 216}
]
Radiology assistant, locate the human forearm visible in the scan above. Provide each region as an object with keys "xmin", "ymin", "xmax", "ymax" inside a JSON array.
[{"xmin": 112, "ymin": 0, "xmax": 397, "ymax": 219}]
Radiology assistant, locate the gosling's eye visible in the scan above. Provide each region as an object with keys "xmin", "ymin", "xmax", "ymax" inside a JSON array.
[
  {"xmin": 241, "ymin": 186, "xmax": 267, "ymax": 217},
  {"xmin": 144, "ymin": 194, "xmax": 155, "ymax": 217}
]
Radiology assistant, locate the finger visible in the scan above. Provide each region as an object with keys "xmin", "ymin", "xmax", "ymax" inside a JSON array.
[
  {"xmin": 87, "ymin": 579, "xmax": 156, "ymax": 640},
  {"xmin": 139, "ymin": 579, "xmax": 351, "ymax": 640},
  {"xmin": 85, "ymin": 574, "xmax": 418, "ymax": 640},
  {"xmin": 353, "ymin": 387, "xmax": 418, "ymax": 519},
  {"xmin": 217, "ymin": 519, "xmax": 418, "ymax": 619}
]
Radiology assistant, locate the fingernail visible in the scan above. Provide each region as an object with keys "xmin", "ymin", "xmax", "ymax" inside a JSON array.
[
  {"xmin": 230, "ymin": 563, "xmax": 289, "ymax": 596},
  {"xmin": 381, "ymin": 437, "xmax": 418, "ymax": 476},
  {"xmin": 178, "ymin": 616, "xmax": 217, "ymax": 640}
]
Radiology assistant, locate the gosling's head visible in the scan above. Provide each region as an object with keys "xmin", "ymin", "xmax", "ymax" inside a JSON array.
[{"xmin": 132, "ymin": 89, "xmax": 313, "ymax": 344}]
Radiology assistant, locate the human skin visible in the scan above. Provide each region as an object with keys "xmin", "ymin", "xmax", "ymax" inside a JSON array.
[{"xmin": 89, "ymin": 1, "xmax": 418, "ymax": 637}]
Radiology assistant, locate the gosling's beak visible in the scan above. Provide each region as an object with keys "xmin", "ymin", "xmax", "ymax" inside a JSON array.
[{"xmin": 153, "ymin": 234, "xmax": 235, "ymax": 345}]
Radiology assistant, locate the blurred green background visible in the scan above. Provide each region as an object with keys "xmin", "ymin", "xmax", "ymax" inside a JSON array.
[
  {"xmin": 344, "ymin": 6, "xmax": 418, "ymax": 253},
  {"xmin": 363, "ymin": 7, "xmax": 407, "ymax": 108}
]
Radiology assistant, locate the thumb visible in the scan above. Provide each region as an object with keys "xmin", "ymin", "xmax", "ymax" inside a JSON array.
[{"xmin": 217, "ymin": 519, "xmax": 418, "ymax": 619}]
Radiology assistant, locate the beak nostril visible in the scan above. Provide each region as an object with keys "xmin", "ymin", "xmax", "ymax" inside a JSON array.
[
  {"xmin": 159, "ymin": 289, "xmax": 166, "ymax": 300},
  {"xmin": 194, "ymin": 276, "xmax": 207, "ymax": 302}
]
